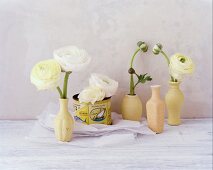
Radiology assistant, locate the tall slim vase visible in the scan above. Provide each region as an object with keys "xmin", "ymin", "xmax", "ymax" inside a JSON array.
[
  {"xmin": 165, "ymin": 82, "xmax": 184, "ymax": 126},
  {"xmin": 54, "ymin": 99, "xmax": 74, "ymax": 142},
  {"xmin": 146, "ymin": 85, "xmax": 165, "ymax": 133}
]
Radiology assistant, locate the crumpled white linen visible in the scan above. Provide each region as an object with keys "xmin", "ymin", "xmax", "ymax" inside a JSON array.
[{"xmin": 26, "ymin": 102, "xmax": 155, "ymax": 147}]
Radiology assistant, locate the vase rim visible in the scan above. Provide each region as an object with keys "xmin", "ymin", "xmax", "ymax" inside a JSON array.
[
  {"xmin": 168, "ymin": 81, "xmax": 180, "ymax": 85},
  {"xmin": 73, "ymin": 93, "xmax": 111, "ymax": 101},
  {"xmin": 59, "ymin": 98, "xmax": 69, "ymax": 101},
  {"xmin": 126, "ymin": 94, "xmax": 138, "ymax": 97},
  {"xmin": 151, "ymin": 85, "xmax": 161, "ymax": 88}
]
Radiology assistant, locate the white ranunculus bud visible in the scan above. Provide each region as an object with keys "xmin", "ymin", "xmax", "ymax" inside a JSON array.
[
  {"xmin": 30, "ymin": 59, "xmax": 61, "ymax": 90},
  {"xmin": 89, "ymin": 73, "xmax": 118, "ymax": 97},
  {"xmin": 78, "ymin": 86, "xmax": 105, "ymax": 104},
  {"xmin": 54, "ymin": 46, "xmax": 91, "ymax": 72},
  {"xmin": 169, "ymin": 53, "xmax": 195, "ymax": 81}
]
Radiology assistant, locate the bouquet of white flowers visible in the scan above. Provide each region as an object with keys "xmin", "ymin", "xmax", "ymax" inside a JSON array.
[
  {"xmin": 73, "ymin": 73, "xmax": 118, "ymax": 125},
  {"xmin": 31, "ymin": 46, "xmax": 91, "ymax": 98},
  {"xmin": 30, "ymin": 46, "xmax": 91, "ymax": 142},
  {"xmin": 79, "ymin": 73, "xmax": 118, "ymax": 104}
]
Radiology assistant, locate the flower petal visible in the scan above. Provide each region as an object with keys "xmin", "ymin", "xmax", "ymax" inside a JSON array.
[
  {"xmin": 54, "ymin": 46, "xmax": 91, "ymax": 72},
  {"xmin": 30, "ymin": 59, "xmax": 61, "ymax": 90},
  {"xmin": 89, "ymin": 73, "xmax": 118, "ymax": 97}
]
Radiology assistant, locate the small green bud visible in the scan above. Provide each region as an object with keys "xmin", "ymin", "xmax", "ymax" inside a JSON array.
[
  {"xmin": 128, "ymin": 68, "xmax": 135, "ymax": 74},
  {"xmin": 152, "ymin": 43, "xmax": 163, "ymax": 55},
  {"xmin": 137, "ymin": 41, "xmax": 143, "ymax": 47},
  {"xmin": 137, "ymin": 41, "xmax": 148, "ymax": 52}
]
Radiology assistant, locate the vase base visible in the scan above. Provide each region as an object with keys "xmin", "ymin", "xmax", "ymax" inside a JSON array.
[
  {"xmin": 123, "ymin": 117, "xmax": 141, "ymax": 122},
  {"xmin": 148, "ymin": 126, "xmax": 164, "ymax": 134},
  {"xmin": 168, "ymin": 122, "xmax": 181, "ymax": 126}
]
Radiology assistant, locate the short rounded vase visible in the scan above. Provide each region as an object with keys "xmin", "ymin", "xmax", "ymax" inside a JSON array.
[
  {"xmin": 54, "ymin": 98, "xmax": 74, "ymax": 142},
  {"xmin": 165, "ymin": 81, "xmax": 184, "ymax": 126},
  {"xmin": 121, "ymin": 94, "xmax": 142, "ymax": 121},
  {"xmin": 146, "ymin": 85, "xmax": 165, "ymax": 133}
]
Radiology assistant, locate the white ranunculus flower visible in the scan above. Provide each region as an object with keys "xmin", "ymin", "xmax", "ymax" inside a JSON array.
[
  {"xmin": 169, "ymin": 70, "xmax": 184, "ymax": 81},
  {"xmin": 78, "ymin": 86, "xmax": 105, "ymax": 104},
  {"xmin": 169, "ymin": 53, "xmax": 195, "ymax": 81},
  {"xmin": 30, "ymin": 59, "xmax": 61, "ymax": 90},
  {"xmin": 89, "ymin": 73, "xmax": 118, "ymax": 97},
  {"xmin": 54, "ymin": 46, "xmax": 91, "ymax": 72}
]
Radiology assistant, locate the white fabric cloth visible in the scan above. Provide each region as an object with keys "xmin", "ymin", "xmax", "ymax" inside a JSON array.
[{"xmin": 26, "ymin": 102, "xmax": 155, "ymax": 147}]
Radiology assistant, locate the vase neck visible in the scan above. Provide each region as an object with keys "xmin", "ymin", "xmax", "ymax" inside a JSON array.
[
  {"xmin": 59, "ymin": 99, "xmax": 69, "ymax": 113},
  {"xmin": 169, "ymin": 82, "xmax": 180, "ymax": 89},
  {"xmin": 151, "ymin": 85, "xmax": 161, "ymax": 100}
]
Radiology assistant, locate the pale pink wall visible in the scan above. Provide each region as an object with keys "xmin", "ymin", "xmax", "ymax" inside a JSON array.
[{"xmin": 0, "ymin": 0, "xmax": 212, "ymax": 119}]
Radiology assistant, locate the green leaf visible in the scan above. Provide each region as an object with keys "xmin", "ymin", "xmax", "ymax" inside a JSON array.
[{"xmin": 137, "ymin": 73, "xmax": 152, "ymax": 84}]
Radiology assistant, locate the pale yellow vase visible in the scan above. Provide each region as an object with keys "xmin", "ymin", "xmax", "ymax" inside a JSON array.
[
  {"xmin": 121, "ymin": 95, "xmax": 142, "ymax": 121},
  {"xmin": 165, "ymin": 82, "xmax": 184, "ymax": 126},
  {"xmin": 146, "ymin": 85, "xmax": 165, "ymax": 133},
  {"xmin": 54, "ymin": 99, "xmax": 74, "ymax": 142}
]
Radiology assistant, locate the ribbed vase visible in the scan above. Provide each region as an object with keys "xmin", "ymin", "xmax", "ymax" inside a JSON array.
[{"xmin": 54, "ymin": 99, "xmax": 74, "ymax": 142}]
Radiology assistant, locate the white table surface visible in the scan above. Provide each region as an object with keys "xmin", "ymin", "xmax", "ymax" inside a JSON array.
[{"xmin": 0, "ymin": 119, "xmax": 212, "ymax": 170}]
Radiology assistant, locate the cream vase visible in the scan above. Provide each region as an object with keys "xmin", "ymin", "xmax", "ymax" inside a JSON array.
[
  {"xmin": 165, "ymin": 82, "xmax": 184, "ymax": 126},
  {"xmin": 54, "ymin": 99, "xmax": 74, "ymax": 142},
  {"xmin": 146, "ymin": 85, "xmax": 165, "ymax": 133},
  {"xmin": 121, "ymin": 95, "xmax": 142, "ymax": 121}
]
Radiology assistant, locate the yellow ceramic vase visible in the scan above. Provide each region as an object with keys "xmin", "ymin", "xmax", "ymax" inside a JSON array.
[
  {"xmin": 165, "ymin": 82, "xmax": 184, "ymax": 126},
  {"xmin": 54, "ymin": 99, "xmax": 74, "ymax": 142},
  {"xmin": 146, "ymin": 85, "xmax": 165, "ymax": 133},
  {"xmin": 121, "ymin": 94, "xmax": 142, "ymax": 121}
]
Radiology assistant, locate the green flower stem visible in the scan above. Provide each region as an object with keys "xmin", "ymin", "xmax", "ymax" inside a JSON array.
[
  {"xmin": 160, "ymin": 50, "xmax": 176, "ymax": 82},
  {"xmin": 130, "ymin": 74, "xmax": 135, "ymax": 95},
  {"xmin": 130, "ymin": 48, "xmax": 140, "ymax": 68},
  {"xmin": 62, "ymin": 71, "xmax": 72, "ymax": 99},
  {"xmin": 172, "ymin": 77, "xmax": 178, "ymax": 82},
  {"xmin": 133, "ymin": 81, "xmax": 140, "ymax": 90},
  {"xmin": 132, "ymin": 72, "xmax": 140, "ymax": 93},
  {"xmin": 129, "ymin": 48, "xmax": 140, "ymax": 95},
  {"xmin": 56, "ymin": 86, "xmax": 63, "ymax": 98},
  {"xmin": 160, "ymin": 50, "xmax": 170, "ymax": 65}
]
